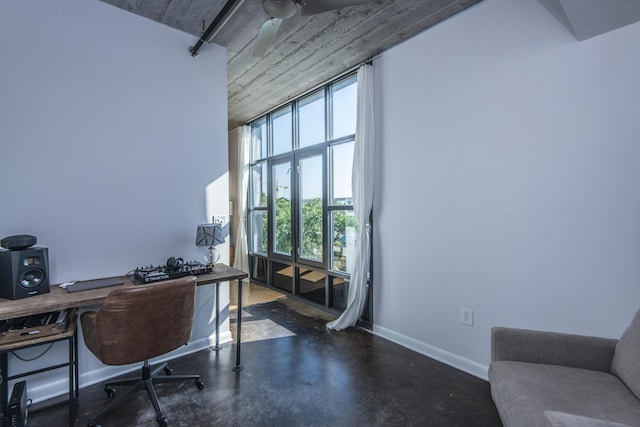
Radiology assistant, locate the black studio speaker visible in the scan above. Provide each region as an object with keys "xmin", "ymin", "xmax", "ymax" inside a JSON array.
[{"xmin": 0, "ymin": 235, "xmax": 50, "ymax": 300}]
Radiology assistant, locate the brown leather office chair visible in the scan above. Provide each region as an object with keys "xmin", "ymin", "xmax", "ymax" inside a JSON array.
[{"xmin": 80, "ymin": 276, "xmax": 204, "ymax": 427}]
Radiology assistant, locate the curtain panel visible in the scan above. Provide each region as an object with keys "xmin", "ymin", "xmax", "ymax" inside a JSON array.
[
  {"xmin": 233, "ymin": 124, "xmax": 250, "ymax": 276},
  {"xmin": 327, "ymin": 63, "xmax": 375, "ymax": 330}
]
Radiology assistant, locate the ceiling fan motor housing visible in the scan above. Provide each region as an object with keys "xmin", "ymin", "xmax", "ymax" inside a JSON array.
[{"xmin": 264, "ymin": 0, "xmax": 298, "ymax": 19}]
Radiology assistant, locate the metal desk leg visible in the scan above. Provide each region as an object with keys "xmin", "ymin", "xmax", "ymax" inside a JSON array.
[
  {"xmin": 232, "ymin": 278, "xmax": 244, "ymax": 372},
  {"xmin": 74, "ymin": 326, "xmax": 79, "ymax": 399},
  {"xmin": 213, "ymin": 281, "xmax": 222, "ymax": 351},
  {"xmin": 68, "ymin": 333, "xmax": 75, "ymax": 427},
  {"xmin": 0, "ymin": 352, "xmax": 7, "ymax": 420}
]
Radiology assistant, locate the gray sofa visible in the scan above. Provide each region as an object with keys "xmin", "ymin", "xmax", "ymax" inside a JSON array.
[{"xmin": 489, "ymin": 309, "xmax": 640, "ymax": 427}]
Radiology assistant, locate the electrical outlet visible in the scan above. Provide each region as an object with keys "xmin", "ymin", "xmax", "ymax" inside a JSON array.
[
  {"xmin": 462, "ymin": 308, "xmax": 474, "ymax": 326},
  {"xmin": 212, "ymin": 215, "xmax": 227, "ymax": 225}
]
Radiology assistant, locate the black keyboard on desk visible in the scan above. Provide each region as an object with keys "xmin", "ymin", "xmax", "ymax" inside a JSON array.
[{"xmin": 65, "ymin": 277, "xmax": 124, "ymax": 292}]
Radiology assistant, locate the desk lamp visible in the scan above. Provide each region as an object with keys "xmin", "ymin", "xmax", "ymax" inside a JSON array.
[{"xmin": 196, "ymin": 223, "xmax": 223, "ymax": 268}]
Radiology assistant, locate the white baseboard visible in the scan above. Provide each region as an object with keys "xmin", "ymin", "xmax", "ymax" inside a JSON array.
[{"xmin": 373, "ymin": 325, "xmax": 489, "ymax": 381}]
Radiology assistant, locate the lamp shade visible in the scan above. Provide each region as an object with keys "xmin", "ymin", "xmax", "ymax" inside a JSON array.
[{"xmin": 196, "ymin": 223, "xmax": 224, "ymax": 247}]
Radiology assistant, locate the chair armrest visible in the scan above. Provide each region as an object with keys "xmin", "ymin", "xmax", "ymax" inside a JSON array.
[{"xmin": 491, "ymin": 326, "xmax": 618, "ymax": 372}]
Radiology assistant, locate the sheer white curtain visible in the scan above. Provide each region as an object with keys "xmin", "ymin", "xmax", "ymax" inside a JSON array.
[
  {"xmin": 233, "ymin": 125, "xmax": 250, "ymax": 275},
  {"xmin": 327, "ymin": 63, "xmax": 375, "ymax": 330}
]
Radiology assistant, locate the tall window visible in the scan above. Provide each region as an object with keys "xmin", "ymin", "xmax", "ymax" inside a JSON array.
[{"xmin": 247, "ymin": 73, "xmax": 359, "ymax": 313}]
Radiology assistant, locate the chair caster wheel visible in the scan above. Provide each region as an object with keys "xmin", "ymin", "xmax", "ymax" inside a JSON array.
[
  {"xmin": 196, "ymin": 379, "xmax": 205, "ymax": 390},
  {"xmin": 164, "ymin": 366, "xmax": 174, "ymax": 375},
  {"xmin": 88, "ymin": 423, "xmax": 101, "ymax": 427},
  {"xmin": 156, "ymin": 416, "xmax": 168, "ymax": 426},
  {"xmin": 104, "ymin": 386, "xmax": 116, "ymax": 398}
]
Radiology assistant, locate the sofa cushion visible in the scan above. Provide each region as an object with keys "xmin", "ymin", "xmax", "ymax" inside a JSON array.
[
  {"xmin": 489, "ymin": 361, "xmax": 640, "ymax": 427},
  {"xmin": 611, "ymin": 309, "xmax": 640, "ymax": 400},
  {"xmin": 544, "ymin": 411, "xmax": 634, "ymax": 427}
]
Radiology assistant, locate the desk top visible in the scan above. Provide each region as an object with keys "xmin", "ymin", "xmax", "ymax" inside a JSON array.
[{"xmin": 0, "ymin": 264, "xmax": 248, "ymax": 321}]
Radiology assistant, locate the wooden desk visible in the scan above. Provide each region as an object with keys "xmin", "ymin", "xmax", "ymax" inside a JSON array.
[
  {"xmin": 0, "ymin": 264, "xmax": 248, "ymax": 364},
  {"xmin": 0, "ymin": 264, "xmax": 248, "ymax": 424},
  {"xmin": 0, "ymin": 264, "xmax": 248, "ymax": 320}
]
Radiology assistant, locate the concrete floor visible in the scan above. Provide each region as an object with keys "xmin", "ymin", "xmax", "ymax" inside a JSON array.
[{"xmin": 29, "ymin": 298, "xmax": 502, "ymax": 426}]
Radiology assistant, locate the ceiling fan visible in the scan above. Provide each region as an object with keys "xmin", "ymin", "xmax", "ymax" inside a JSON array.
[{"xmin": 254, "ymin": 0, "xmax": 375, "ymax": 57}]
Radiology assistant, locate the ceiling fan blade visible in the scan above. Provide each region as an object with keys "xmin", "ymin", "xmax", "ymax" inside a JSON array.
[
  {"xmin": 299, "ymin": 0, "xmax": 374, "ymax": 16},
  {"xmin": 253, "ymin": 18, "xmax": 283, "ymax": 57}
]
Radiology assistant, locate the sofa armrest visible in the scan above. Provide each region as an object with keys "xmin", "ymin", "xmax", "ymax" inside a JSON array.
[{"xmin": 491, "ymin": 326, "xmax": 618, "ymax": 372}]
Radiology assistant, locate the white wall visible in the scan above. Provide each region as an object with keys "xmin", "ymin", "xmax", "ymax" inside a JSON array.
[
  {"xmin": 0, "ymin": 0, "xmax": 229, "ymax": 402},
  {"xmin": 372, "ymin": 0, "xmax": 640, "ymax": 379}
]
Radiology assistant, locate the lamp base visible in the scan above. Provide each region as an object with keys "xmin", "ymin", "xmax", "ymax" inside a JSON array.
[{"xmin": 207, "ymin": 246, "xmax": 220, "ymax": 268}]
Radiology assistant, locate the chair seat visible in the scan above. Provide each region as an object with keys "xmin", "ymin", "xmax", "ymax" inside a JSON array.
[{"xmin": 490, "ymin": 361, "xmax": 640, "ymax": 427}]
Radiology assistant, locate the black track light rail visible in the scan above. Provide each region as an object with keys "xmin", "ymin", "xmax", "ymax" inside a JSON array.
[{"xmin": 189, "ymin": 0, "xmax": 246, "ymax": 57}]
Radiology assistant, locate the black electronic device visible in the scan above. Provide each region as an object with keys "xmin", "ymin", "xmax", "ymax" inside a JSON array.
[
  {"xmin": 0, "ymin": 247, "xmax": 50, "ymax": 300},
  {"xmin": 132, "ymin": 260, "xmax": 212, "ymax": 284},
  {"xmin": 165, "ymin": 256, "xmax": 184, "ymax": 272},
  {"xmin": 64, "ymin": 277, "xmax": 124, "ymax": 293},
  {"xmin": 1, "ymin": 235, "xmax": 36, "ymax": 251},
  {"xmin": 7, "ymin": 380, "xmax": 28, "ymax": 427}
]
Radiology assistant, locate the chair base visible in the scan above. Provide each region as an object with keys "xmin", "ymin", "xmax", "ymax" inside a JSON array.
[{"xmin": 87, "ymin": 360, "xmax": 204, "ymax": 427}]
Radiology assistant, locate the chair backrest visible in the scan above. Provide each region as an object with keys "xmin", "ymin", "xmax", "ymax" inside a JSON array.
[{"xmin": 88, "ymin": 276, "xmax": 197, "ymax": 366}]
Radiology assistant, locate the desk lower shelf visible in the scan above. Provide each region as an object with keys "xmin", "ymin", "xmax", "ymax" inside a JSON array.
[
  {"xmin": 0, "ymin": 310, "xmax": 76, "ymax": 351},
  {"xmin": 0, "ymin": 309, "xmax": 78, "ymax": 427}
]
